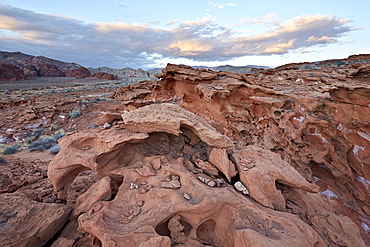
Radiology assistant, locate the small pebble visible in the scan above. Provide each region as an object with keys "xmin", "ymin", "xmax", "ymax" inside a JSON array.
[
  {"xmin": 130, "ymin": 183, "xmax": 139, "ymax": 189},
  {"xmin": 103, "ymin": 122, "xmax": 111, "ymax": 129},
  {"xmin": 234, "ymin": 181, "xmax": 249, "ymax": 195},
  {"xmin": 207, "ymin": 181, "xmax": 216, "ymax": 187},
  {"xmin": 182, "ymin": 193, "xmax": 191, "ymax": 200}
]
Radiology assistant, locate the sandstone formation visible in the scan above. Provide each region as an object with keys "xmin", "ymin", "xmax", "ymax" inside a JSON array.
[
  {"xmin": 2, "ymin": 54, "xmax": 370, "ymax": 246},
  {"xmin": 66, "ymin": 66, "xmax": 91, "ymax": 78},
  {"xmin": 0, "ymin": 62, "xmax": 25, "ymax": 81},
  {"xmin": 107, "ymin": 59, "xmax": 369, "ymax": 246},
  {"xmin": 48, "ymin": 103, "xmax": 326, "ymax": 246}
]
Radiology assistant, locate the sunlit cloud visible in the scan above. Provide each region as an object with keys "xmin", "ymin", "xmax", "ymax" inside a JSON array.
[
  {"xmin": 0, "ymin": 4, "xmax": 355, "ymax": 69},
  {"xmin": 167, "ymin": 19, "xmax": 179, "ymax": 26}
]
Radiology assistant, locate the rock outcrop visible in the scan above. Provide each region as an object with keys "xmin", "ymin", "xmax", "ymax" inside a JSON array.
[
  {"xmin": 7, "ymin": 54, "xmax": 368, "ymax": 246},
  {"xmin": 0, "ymin": 193, "xmax": 70, "ymax": 247},
  {"xmin": 0, "ymin": 62, "xmax": 25, "ymax": 81},
  {"xmin": 106, "ymin": 59, "xmax": 370, "ymax": 246},
  {"xmin": 66, "ymin": 66, "xmax": 91, "ymax": 78},
  {"xmin": 48, "ymin": 103, "xmax": 327, "ymax": 246}
]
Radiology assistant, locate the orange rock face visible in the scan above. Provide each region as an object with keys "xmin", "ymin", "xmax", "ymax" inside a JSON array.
[{"xmin": 47, "ymin": 56, "xmax": 370, "ymax": 246}]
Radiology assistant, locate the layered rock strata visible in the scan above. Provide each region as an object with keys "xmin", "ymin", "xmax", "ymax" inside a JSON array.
[{"xmin": 44, "ymin": 58, "xmax": 370, "ymax": 246}]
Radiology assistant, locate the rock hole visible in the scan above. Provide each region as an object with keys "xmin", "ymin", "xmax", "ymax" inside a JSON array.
[
  {"xmin": 275, "ymin": 180, "xmax": 288, "ymax": 195},
  {"xmin": 155, "ymin": 215, "xmax": 192, "ymax": 243},
  {"xmin": 196, "ymin": 219, "xmax": 216, "ymax": 245},
  {"xmin": 109, "ymin": 175, "xmax": 123, "ymax": 200},
  {"xmin": 230, "ymin": 173, "xmax": 240, "ymax": 185}
]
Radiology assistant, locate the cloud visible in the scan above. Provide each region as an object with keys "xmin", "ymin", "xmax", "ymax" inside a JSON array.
[
  {"xmin": 167, "ymin": 19, "xmax": 179, "ymax": 26},
  {"xmin": 0, "ymin": 5, "xmax": 355, "ymax": 69},
  {"xmin": 119, "ymin": 3, "xmax": 127, "ymax": 8},
  {"xmin": 249, "ymin": 13, "xmax": 278, "ymax": 24},
  {"xmin": 209, "ymin": 1, "xmax": 236, "ymax": 8}
]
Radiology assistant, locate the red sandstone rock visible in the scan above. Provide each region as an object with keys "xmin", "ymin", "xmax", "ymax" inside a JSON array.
[
  {"xmin": 66, "ymin": 66, "xmax": 91, "ymax": 78},
  {"xmin": 107, "ymin": 62, "xmax": 370, "ymax": 245},
  {"xmin": 0, "ymin": 193, "xmax": 70, "ymax": 247},
  {"xmin": 94, "ymin": 112, "xmax": 122, "ymax": 126},
  {"xmin": 0, "ymin": 63, "xmax": 25, "ymax": 81},
  {"xmin": 48, "ymin": 108, "xmax": 326, "ymax": 246},
  {"xmin": 14, "ymin": 56, "xmax": 366, "ymax": 246}
]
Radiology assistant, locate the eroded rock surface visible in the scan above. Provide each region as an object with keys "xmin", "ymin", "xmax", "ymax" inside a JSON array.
[
  {"xmin": 44, "ymin": 57, "xmax": 370, "ymax": 246},
  {"xmin": 0, "ymin": 193, "xmax": 70, "ymax": 247}
]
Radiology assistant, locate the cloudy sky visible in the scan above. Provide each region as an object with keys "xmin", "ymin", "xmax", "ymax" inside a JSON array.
[{"xmin": 0, "ymin": 0, "xmax": 369, "ymax": 69}]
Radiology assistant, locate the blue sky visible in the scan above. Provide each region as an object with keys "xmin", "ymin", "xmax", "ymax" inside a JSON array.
[{"xmin": 0, "ymin": 0, "xmax": 369, "ymax": 69}]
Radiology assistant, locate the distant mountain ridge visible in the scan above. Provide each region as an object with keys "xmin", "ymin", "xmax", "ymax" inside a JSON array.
[
  {"xmin": 0, "ymin": 51, "xmax": 156, "ymax": 78},
  {"xmin": 89, "ymin": 67, "xmax": 157, "ymax": 78},
  {"xmin": 0, "ymin": 51, "xmax": 270, "ymax": 78},
  {"xmin": 0, "ymin": 51, "xmax": 81, "ymax": 71},
  {"xmin": 149, "ymin": 64, "xmax": 271, "ymax": 74}
]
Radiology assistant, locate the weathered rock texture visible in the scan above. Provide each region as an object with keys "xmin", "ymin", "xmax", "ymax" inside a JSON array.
[
  {"xmin": 44, "ymin": 56, "xmax": 370, "ymax": 246},
  {"xmin": 48, "ymin": 104, "xmax": 326, "ymax": 246},
  {"xmin": 0, "ymin": 193, "xmax": 70, "ymax": 247},
  {"xmin": 109, "ymin": 59, "xmax": 370, "ymax": 246}
]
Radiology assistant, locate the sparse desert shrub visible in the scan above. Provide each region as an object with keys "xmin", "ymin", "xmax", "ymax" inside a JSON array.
[
  {"xmin": 53, "ymin": 133, "xmax": 66, "ymax": 140},
  {"xmin": 49, "ymin": 144, "xmax": 61, "ymax": 154},
  {"xmin": 299, "ymin": 64, "xmax": 318, "ymax": 70},
  {"xmin": 29, "ymin": 137, "xmax": 56, "ymax": 152},
  {"xmin": 25, "ymin": 129, "xmax": 44, "ymax": 144},
  {"xmin": 2, "ymin": 145, "xmax": 20, "ymax": 155},
  {"xmin": 0, "ymin": 157, "xmax": 7, "ymax": 163},
  {"xmin": 69, "ymin": 110, "xmax": 81, "ymax": 118}
]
